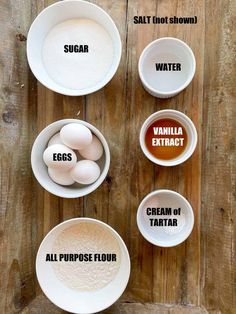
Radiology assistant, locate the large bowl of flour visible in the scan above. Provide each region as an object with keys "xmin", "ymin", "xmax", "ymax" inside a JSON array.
[
  {"xmin": 27, "ymin": 0, "xmax": 122, "ymax": 96},
  {"xmin": 36, "ymin": 218, "xmax": 130, "ymax": 313}
]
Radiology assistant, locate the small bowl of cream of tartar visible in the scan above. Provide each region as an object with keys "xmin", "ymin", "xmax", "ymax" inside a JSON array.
[
  {"xmin": 137, "ymin": 190, "xmax": 194, "ymax": 247},
  {"xmin": 36, "ymin": 218, "xmax": 130, "ymax": 314},
  {"xmin": 27, "ymin": 0, "xmax": 122, "ymax": 96}
]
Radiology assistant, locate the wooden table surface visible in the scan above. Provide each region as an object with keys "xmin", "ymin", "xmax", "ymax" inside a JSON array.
[{"xmin": 1, "ymin": 0, "xmax": 235, "ymax": 313}]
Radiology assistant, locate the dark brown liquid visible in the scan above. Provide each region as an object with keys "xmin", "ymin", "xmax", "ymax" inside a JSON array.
[{"xmin": 145, "ymin": 118, "xmax": 188, "ymax": 160}]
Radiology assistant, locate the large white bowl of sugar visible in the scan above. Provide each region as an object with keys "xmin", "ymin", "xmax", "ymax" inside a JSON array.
[
  {"xmin": 27, "ymin": 0, "xmax": 122, "ymax": 96},
  {"xmin": 36, "ymin": 218, "xmax": 131, "ymax": 313}
]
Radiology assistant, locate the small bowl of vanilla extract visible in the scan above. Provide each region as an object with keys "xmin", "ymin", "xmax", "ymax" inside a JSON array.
[{"xmin": 140, "ymin": 109, "xmax": 197, "ymax": 166}]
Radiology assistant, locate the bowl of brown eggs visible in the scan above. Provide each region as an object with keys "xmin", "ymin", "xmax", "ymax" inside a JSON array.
[{"xmin": 31, "ymin": 119, "xmax": 110, "ymax": 198}]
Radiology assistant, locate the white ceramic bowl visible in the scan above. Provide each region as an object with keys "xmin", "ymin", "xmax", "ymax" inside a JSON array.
[
  {"xmin": 139, "ymin": 37, "xmax": 196, "ymax": 98},
  {"xmin": 137, "ymin": 190, "xmax": 194, "ymax": 247},
  {"xmin": 140, "ymin": 109, "xmax": 197, "ymax": 166},
  {"xmin": 36, "ymin": 218, "xmax": 131, "ymax": 314},
  {"xmin": 27, "ymin": 0, "xmax": 122, "ymax": 96},
  {"xmin": 31, "ymin": 119, "xmax": 110, "ymax": 198}
]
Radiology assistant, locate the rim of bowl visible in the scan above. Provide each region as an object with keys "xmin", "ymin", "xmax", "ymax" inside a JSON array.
[
  {"xmin": 136, "ymin": 190, "xmax": 194, "ymax": 247},
  {"xmin": 139, "ymin": 109, "xmax": 198, "ymax": 166},
  {"xmin": 31, "ymin": 119, "xmax": 110, "ymax": 198},
  {"xmin": 27, "ymin": 0, "xmax": 122, "ymax": 96},
  {"xmin": 36, "ymin": 217, "xmax": 131, "ymax": 314},
  {"xmin": 138, "ymin": 37, "xmax": 196, "ymax": 96}
]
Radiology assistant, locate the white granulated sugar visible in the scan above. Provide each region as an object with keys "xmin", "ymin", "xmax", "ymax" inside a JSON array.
[
  {"xmin": 43, "ymin": 19, "xmax": 114, "ymax": 90},
  {"xmin": 52, "ymin": 222, "xmax": 121, "ymax": 291}
]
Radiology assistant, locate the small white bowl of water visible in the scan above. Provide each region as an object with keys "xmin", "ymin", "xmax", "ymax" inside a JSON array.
[{"xmin": 138, "ymin": 37, "xmax": 196, "ymax": 98}]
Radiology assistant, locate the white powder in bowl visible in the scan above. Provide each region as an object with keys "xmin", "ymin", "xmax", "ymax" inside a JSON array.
[
  {"xmin": 42, "ymin": 19, "xmax": 114, "ymax": 90},
  {"xmin": 163, "ymin": 213, "xmax": 186, "ymax": 235},
  {"xmin": 52, "ymin": 222, "xmax": 121, "ymax": 291}
]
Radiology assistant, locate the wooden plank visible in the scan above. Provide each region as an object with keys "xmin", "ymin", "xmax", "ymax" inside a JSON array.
[
  {"xmin": 201, "ymin": 0, "xmax": 236, "ymax": 313},
  {"xmin": 105, "ymin": 302, "xmax": 208, "ymax": 314},
  {"xmin": 21, "ymin": 294, "xmax": 63, "ymax": 314},
  {"xmin": 0, "ymin": 0, "xmax": 38, "ymax": 312},
  {"xmin": 22, "ymin": 296, "xmax": 207, "ymax": 314}
]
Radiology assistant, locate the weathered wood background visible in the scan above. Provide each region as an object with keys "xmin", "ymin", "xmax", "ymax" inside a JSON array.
[{"xmin": 0, "ymin": 0, "xmax": 235, "ymax": 313}]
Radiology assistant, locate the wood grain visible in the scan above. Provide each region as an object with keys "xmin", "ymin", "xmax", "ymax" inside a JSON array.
[
  {"xmin": 201, "ymin": 0, "xmax": 236, "ymax": 313},
  {"xmin": 0, "ymin": 0, "xmax": 37, "ymax": 312},
  {"xmin": 21, "ymin": 295, "xmax": 207, "ymax": 314},
  {"xmin": 0, "ymin": 0, "xmax": 235, "ymax": 313}
]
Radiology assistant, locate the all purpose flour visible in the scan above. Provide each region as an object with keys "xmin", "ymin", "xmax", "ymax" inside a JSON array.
[
  {"xmin": 42, "ymin": 19, "xmax": 114, "ymax": 90},
  {"xmin": 52, "ymin": 222, "xmax": 121, "ymax": 291}
]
